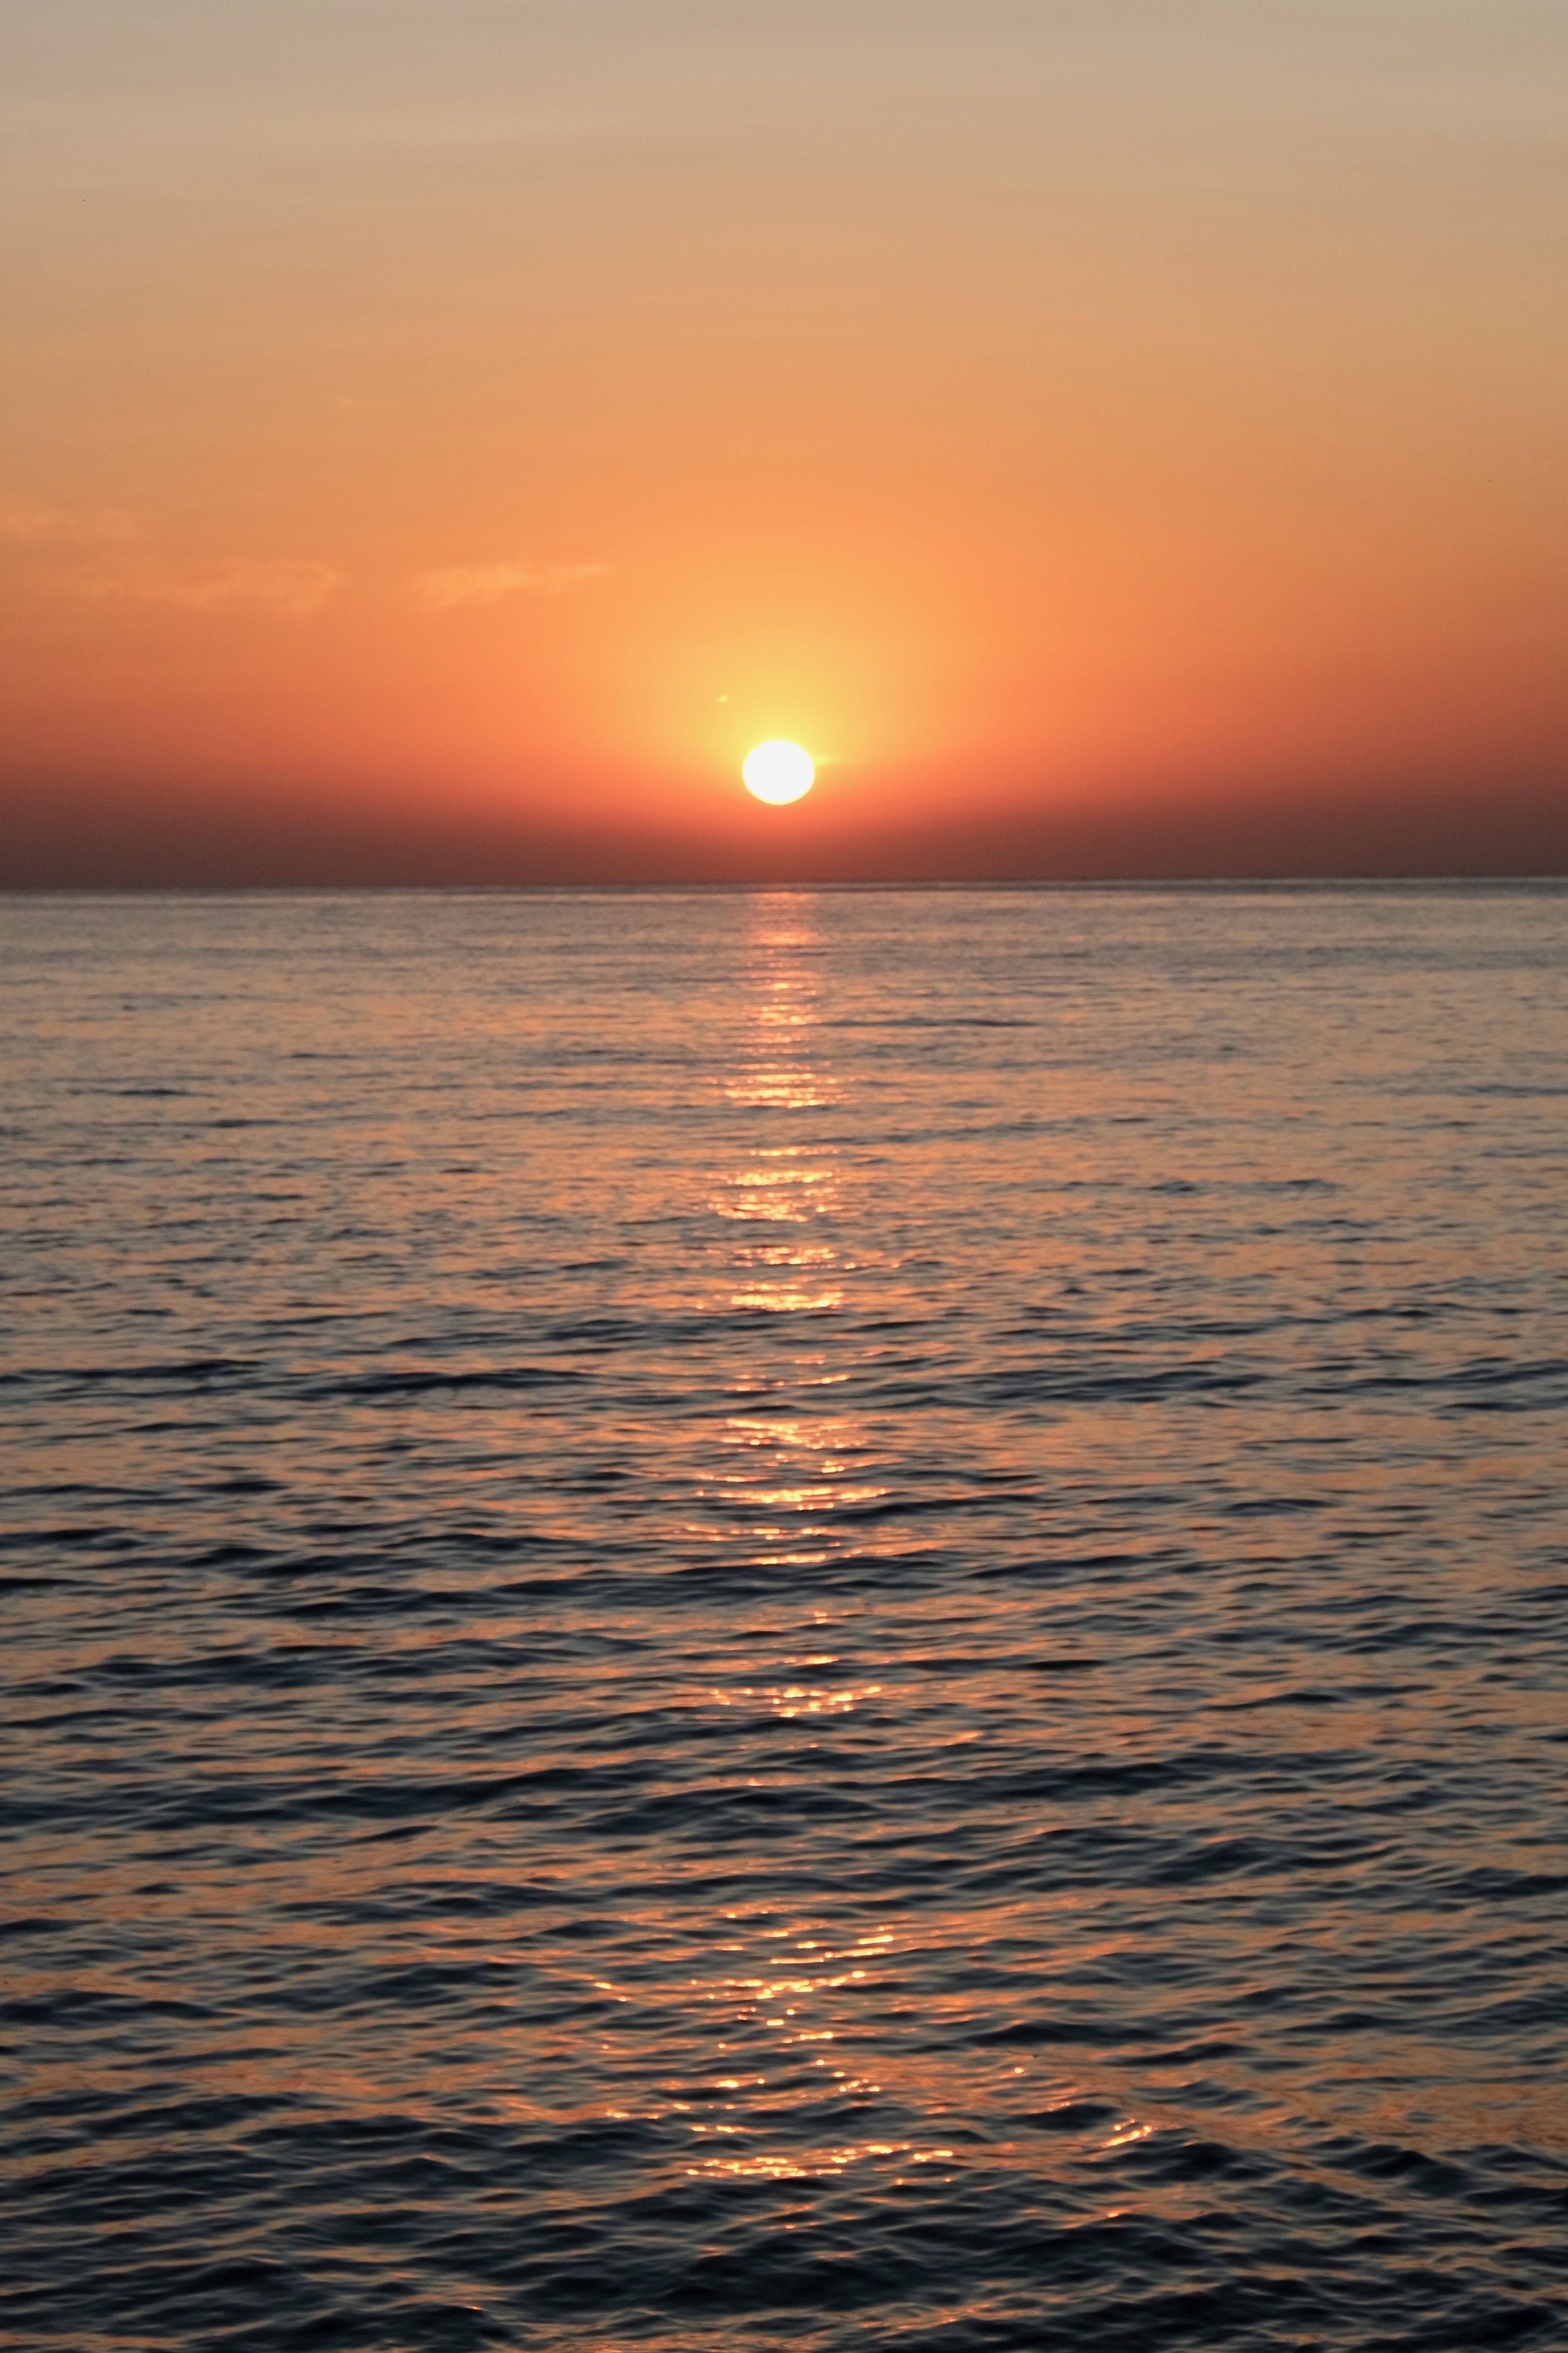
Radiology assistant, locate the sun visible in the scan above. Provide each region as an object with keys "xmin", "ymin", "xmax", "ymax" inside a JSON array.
[{"xmin": 742, "ymin": 740, "xmax": 815, "ymax": 805}]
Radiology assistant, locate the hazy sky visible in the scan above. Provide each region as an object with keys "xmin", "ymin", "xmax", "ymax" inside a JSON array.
[{"xmin": 3, "ymin": 0, "xmax": 1565, "ymax": 878}]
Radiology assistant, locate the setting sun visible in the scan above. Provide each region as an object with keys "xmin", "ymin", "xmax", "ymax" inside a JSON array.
[{"xmin": 742, "ymin": 741, "xmax": 815, "ymax": 806}]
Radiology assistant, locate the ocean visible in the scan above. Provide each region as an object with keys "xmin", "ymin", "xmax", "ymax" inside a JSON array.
[{"xmin": 3, "ymin": 882, "xmax": 1565, "ymax": 2351}]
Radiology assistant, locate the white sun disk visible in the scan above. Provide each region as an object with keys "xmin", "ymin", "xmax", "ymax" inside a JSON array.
[{"xmin": 742, "ymin": 740, "xmax": 815, "ymax": 805}]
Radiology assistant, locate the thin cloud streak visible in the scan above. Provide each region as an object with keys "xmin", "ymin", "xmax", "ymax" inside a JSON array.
[
  {"xmin": 0, "ymin": 495, "xmax": 137, "ymax": 546},
  {"xmin": 2, "ymin": 494, "xmax": 341, "ymax": 615},
  {"xmin": 411, "ymin": 558, "xmax": 606, "ymax": 611},
  {"xmin": 66, "ymin": 557, "xmax": 342, "ymax": 616}
]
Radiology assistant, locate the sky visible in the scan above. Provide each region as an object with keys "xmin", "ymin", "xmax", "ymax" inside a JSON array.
[{"xmin": 2, "ymin": 0, "xmax": 1565, "ymax": 882}]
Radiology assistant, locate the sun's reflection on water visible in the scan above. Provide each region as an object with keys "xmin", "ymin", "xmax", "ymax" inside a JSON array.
[
  {"xmin": 715, "ymin": 895, "xmax": 844, "ymax": 1286},
  {"xmin": 692, "ymin": 899, "xmax": 901, "ymax": 1573},
  {"xmin": 650, "ymin": 898, "xmax": 1046, "ymax": 2194}
]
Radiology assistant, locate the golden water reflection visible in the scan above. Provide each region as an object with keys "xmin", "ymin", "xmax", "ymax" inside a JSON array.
[
  {"xmin": 697, "ymin": 895, "xmax": 892, "ymax": 1567},
  {"xmin": 722, "ymin": 897, "xmax": 839, "ymax": 1118},
  {"xmin": 717, "ymin": 896, "xmax": 845, "ymax": 1306}
]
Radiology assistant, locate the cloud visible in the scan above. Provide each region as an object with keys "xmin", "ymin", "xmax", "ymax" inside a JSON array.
[
  {"xmin": 0, "ymin": 494, "xmax": 137, "ymax": 546},
  {"xmin": 411, "ymin": 557, "xmax": 606, "ymax": 611},
  {"xmin": 67, "ymin": 556, "xmax": 342, "ymax": 615},
  {"xmin": 2, "ymin": 494, "xmax": 340, "ymax": 615}
]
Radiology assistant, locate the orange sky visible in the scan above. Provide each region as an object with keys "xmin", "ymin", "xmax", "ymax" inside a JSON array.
[{"xmin": 3, "ymin": 0, "xmax": 1565, "ymax": 880}]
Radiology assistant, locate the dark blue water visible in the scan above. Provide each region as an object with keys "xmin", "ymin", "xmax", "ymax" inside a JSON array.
[{"xmin": 4, "ymin": 884, "xmax": 1565, "ymax": 2352}]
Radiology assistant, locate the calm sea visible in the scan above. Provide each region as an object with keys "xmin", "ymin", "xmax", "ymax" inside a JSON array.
[{"xmin": 3, "ymin": 884, "xmax": 1565, "ymax": 2353}]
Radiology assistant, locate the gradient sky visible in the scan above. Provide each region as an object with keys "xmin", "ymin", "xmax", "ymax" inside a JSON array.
[{"xmin": 3, "ymin": 0, "xmax": 1565, "ymax": 880}]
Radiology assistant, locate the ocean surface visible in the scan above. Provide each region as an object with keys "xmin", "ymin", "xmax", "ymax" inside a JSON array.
[{"xmin": 3, "ymin": 882, "xmax": 1565, "ymax": 2353}]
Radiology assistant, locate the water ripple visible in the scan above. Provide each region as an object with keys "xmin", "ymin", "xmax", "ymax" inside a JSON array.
[{"xmin": 2, "ymin": 884, "xmax": 1565, "ymax": 2351}]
